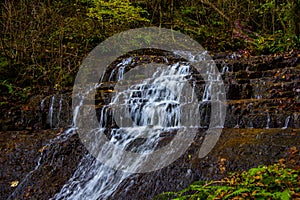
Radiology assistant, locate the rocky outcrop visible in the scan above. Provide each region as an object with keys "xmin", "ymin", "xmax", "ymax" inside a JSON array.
[
  {"xmin": 1, "ymin": 50, "xmax": 299, "ymax": 200},
  {"xmin": 0, "ymin": 129, "xmax": 85, "ymax": 200},
  {"xmin": 1, "ymin": 128, "xmax": 298, "ymax": 200},
  {"xmin": 215, "ymin": 52, "xmax": 300, "ymax": 129}
]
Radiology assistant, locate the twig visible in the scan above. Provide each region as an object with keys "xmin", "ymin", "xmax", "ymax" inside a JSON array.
[
  {"xmin": 203, "ymin": 180, "xmax": 228, "ymax": 187},
  {"xmin": 200, "ymin": 0, "xmax": 230, "ymax": 22}
]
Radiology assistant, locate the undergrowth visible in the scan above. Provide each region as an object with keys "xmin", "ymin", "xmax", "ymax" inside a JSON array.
[{"xmin": 154, "ymin": 164, "xmax": 300, "ymax": 200}]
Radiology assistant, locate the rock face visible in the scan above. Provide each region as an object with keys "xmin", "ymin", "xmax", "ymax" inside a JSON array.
[
  {"xmin": 0, "ymin": 130, "xmax": 85, "ymax": 200},
  {"xmin": 1, "ymin": 129, "xmax": 299, "ymax": 200},
  {"xmin": 0, "ymin": 130, "xmax": 57, "ymax": 199},
  {"xmin": 0, "ymin": 50, "xmax": 299, "ymax": 200},
  {"xmin": 0, "ymin": 94, "xmax": 72, "ymax": 131},
  {"xmin": 1, "ymin": 51, "xmax": 299, "ymax": 131},
  {"xmin": 216, "ymin": 52, "xmax": 300, "ymax": 129},
  {"xmin": 110, "ymin": 128, "xmax": 300, "ymax": 200}
]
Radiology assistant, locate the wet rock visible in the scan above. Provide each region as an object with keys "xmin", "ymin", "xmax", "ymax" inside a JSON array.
[
  {"xmin": 0, "ymin": 130, "xmax": 57, "ymax": 199},
  {"xmin": 1, "ymin": 129, "xmax": 86, "ymax": 200},
  {"xmin": 109, "ymin": 128, "xmax": 300, "ymax": 200},
  {"xmin": 0, "ymin": 94, "xmax": 72, "ymax": 131}
]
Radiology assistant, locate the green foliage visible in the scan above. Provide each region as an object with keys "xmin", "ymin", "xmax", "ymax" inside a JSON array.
[
  {"xmin": 251, "ymin": 32, "xmax": 300, "ymax": 54},
  {"xmin": 255, "ymin": 0, "xmax": 298, "ymax": 34},
  {"xmin": 249, "ymin": 0, "xmax": 300, "ymax": 53},
  {"xmin": 154, "ymin": 164, "xmax": 300, "ymax": 200},
  {"xmin": 1, "ymin": 80, "xmax": 14, "ymax": 94},
  {"xmin": 88, "ymin": 0, "xmax": 149, "ymax": 31},
  {"xmin": 0, "ymin": 80, "xmax": 32, "ymax": 102},
  {"xmin": 0, "ymin": 0, "xmax": 150, "ymax": 100},
  {"xmin": 141, "ymin": 0, "xmax": 299, "ymax": 52}
]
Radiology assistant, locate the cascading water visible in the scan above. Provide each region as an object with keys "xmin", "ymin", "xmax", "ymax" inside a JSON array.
[
  {"xmin": 266, "ymin": 112, "xmax": 271, "ymax": 129},
  {"xmin": 51, "ymin": 59, "xmax": 200, "ymax": 199},
  {"xmin": 221, "ymin": 62, "xmax": 229, "ymax": 74},
  {"xmin": 282, "ymin": 115, "xmax": 291, "ymax": 129},
  {"xmin": 108, "ymin": 58, "xmax": 132, "ymax": 81},
  {"xmin": 40, "ymin": 94, "xmax": 71, "ymax": 129},
  {"xmin": 57, "ymin": 95, "xmax": 63, "ymax": 128},
  {"xmin": 7, "ymin": 48, "xmax": 223, "ymax": 200},
  {"xmin": 49, "ymin": 96, "xmax": 55, "ymax": 128},
  {"xmin": 5, "ymin": 41, "xmax": 299, "ymax": 200}
]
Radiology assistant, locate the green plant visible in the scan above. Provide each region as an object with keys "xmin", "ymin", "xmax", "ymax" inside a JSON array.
[
  {"xmin": 1, "ymin": 80, "xmax": 14, "ymax": 94},
  {"xmin": 0, "ymin": 79, "xmax": 32, "ymax": 102},
  {"xmin": 154, "ymin": 164, "xmax": 300, "ymax": 200},
  {"xmin": 250, "ymin": 31, "xmax": 300, "ymax": 54}
]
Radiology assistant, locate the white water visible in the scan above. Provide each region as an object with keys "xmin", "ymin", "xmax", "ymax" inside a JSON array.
[
  {"xmin": 266, "ymin": 112, "xmax": 270, "ymax": 129},
  {"xmin": 282, "ymin": 115, "xmax": 290, "ymax": 129},
  {"xmin": 52, "ymin": 60, "xmax": 201, "ymax": 199},
  {"xmin": 8, "ymin": 51, "xmax": 220, "ymax": 199},
  {"xmin": 221, "ymin": 62, "xmax": 229, "ymax": 74},
  {"xmin": 9, "ymin": 95, "xmax": 77, "ymax": 199},
  {"xmin": 108, "ymin": 58, "xmax": 132, "ymax": 81},
  {"xmin": 57, "ymin": 95, "xmax": 63, "ymax": 127},
  {"xmin": 49, "ymin": 95, "xmax": 55, "ymax": 128},
  {"xmin": 41, "ymin": 94, "xmax": 70, "ymax": 129},
  {"xmin": 40, "ymin": 98, "xmax": 45, "ymax": 111}
]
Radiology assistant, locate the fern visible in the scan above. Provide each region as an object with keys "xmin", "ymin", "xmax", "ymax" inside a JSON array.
[{"xmin": 154, "ymin": 164, "xmax": 299, "ymax": 200}]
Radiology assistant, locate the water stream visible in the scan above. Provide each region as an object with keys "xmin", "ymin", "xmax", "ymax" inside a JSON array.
[
  {"xmin": 51, "ymin": 59, "xmax": 202, "ymax": 199},
  {"xmin": 282, "ymin": 115, "xmax": 291, "ymax": 129},
  {"xmin": 49, "ymin": 96, "xmax": 55, "ymax": 128}
]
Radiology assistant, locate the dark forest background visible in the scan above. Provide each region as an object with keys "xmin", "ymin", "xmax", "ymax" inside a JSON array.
[{"xmin": 0, "ymin": 0, "xmax": 299, "ymax": 103}]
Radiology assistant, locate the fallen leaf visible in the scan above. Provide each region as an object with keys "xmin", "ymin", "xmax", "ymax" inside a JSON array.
[
  {"xmin": 10, "ymin": 180, "xmax": 19, "ymax": 187},
  {"xmin": 38, "ymin": 145, "xmax": 47, "ymax": 153},
  {"xmin": 25, "ymin": 186, "xmax": 31, "ymax": 197}
]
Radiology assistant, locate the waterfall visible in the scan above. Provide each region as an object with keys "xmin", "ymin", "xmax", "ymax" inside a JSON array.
[
  {"xmin": 108, "ymin": 68, "xmax": 116, "ymax": 81},
  {"xmin": 57, "ymin": 95, "xmax": 63, "ymax": 127},
  {"xmin": 202, "ymin": 83, "xmax": 211, "ymax": 102},
  {"xmin": 49, "ymin": 95, "xmax": 55, "ymax": 128},
  {"xmin": 266, "ymin": 112, "xmax": 270, "ymax": 129},
  {"xmin": 52, "ymin": 60, "xmax": 199, "ymax": 199},
  {"xmin": 8, "ymin": 48, "xmax": 226, "ymax": 200},
  {"xmin": 221, "ymin": 62, "xmax": 229, "ymax": 74},
  {"xmin": 40, "ymin": 94, "xmax": 71, "ymax": 129},
  {"xmin": 40, "ymin": 98, "xmax": 45, "ymax": 111},
  {"xmin": 282, "ymin": 116, "xmax": 290, "ymax": 129},
  {"xmin": 108, "ymin": 58, "xmax": 132, "ymax": 81}
]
